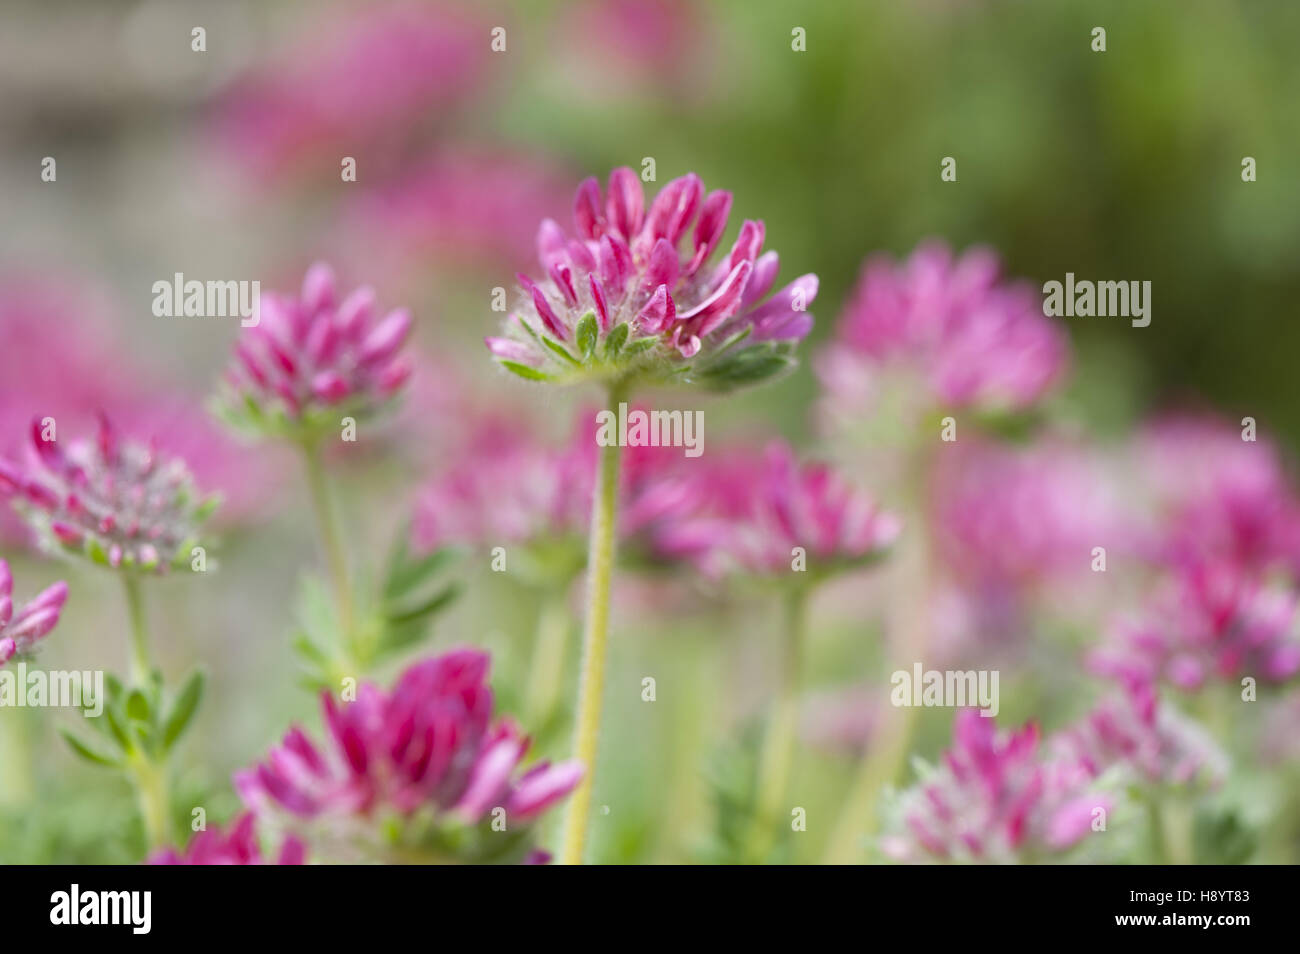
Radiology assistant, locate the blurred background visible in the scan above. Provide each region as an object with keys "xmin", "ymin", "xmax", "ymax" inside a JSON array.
[{"xmin": 1, "ymin": 0, "xmax": 1298, "ymax": 863}]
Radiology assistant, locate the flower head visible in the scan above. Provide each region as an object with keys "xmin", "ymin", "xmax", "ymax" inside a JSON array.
[
  {"xmin": 1054, "ymin": 680, "xmax": 1227, "ymax": 789},
  {"xmin": 235, "ymin": 649, "xmax": 582, "ymax": 863},
  {"xmin": 1, "ymin": 416, "xmax": 216, "ymax": 574},
  {"xmin": 883, "ymin": 709, "xmax": 1112, "ymax": 864},
  {"xmin": 148, "ymin": 812, "xmax": 306, "ymax": 865},
  {"xmin": 818, "ymin": 241, "xmax": 1067, "ymax": 427},
  {"xmin": 215, "ymin": 263, "xmax": 413, "ymax": 441},
  {"xmin": 1090, "ymin": 560, "xmax": 1300, "ymax": 691},
  {"xmin": 486, "ymin": 167, "xmax": 818, "ymax": 390},
  {"xmin": 0, "ymin": 559, "xmax": 68, "ymax": 666},
  {"xmin": 649, "ymin": 441, "xmax": 900, "ymax": 582}
]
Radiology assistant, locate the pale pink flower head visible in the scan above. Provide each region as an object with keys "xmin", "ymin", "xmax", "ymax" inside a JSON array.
[
  {"xmin": 212, "ymin": 2, "xmax": 486, "ymax": 183},
  {"xmin": 487, "ymin": 168, "xmax": 818, "ymax": 389},
  {"xmin": 883, "ymin": 709, "xmax": 1112, "ymax": 864},
  {"xmin": 1090, "ymin": 560, "xmax": 1300, "ymax": 691},
  {"xmin": 930, "ymin": 437, "xmax": 1131, "ymax": 588},
  {"xmin": 818, "ymin": 241, "xmax": 1068, "ymax": 426},
  {"xmin": 235, "ymin": 649, "xmax": 582, "ymax": 863},
  {"xmin": 1, "ymin": 416, "xmax": 216, "ymax": 574},
  {"xmin": 1054, "ymin": 679, "xmax": 1227, "ymax": 789},
  {"xmin": 1135, "ymin": 413, "xmax": 1300, "ymax": 575},
  {"xmin": 148, "ymin": 812, "xmax": 305, "ymax": 866},
  {"xmin": 215, "ymin": 263, "xmax": 413, "ymax": 441},
  {"xmin": 0, "ymin": 559, "xmax": 68, "ymax": 667},
  {"xmin": 650, "ymin": 442, "xmax": 900, "ymax": 582}
]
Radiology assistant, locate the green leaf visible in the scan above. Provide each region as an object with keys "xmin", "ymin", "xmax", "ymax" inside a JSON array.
[
  {"xmin": 125, "ymin": 689, "xmax": 152, "ymax": 724},
  {"xmin": 575, "ymin": 311, "xmax": 598, "ymax": 360},
  {"xmin": 384, "ymin": 583, "xmax": 461, "ymax": 627},
  {"xmin": 59, "ymin": 728, "xmax": 124, "ymax": 768},
  {"xmin": 161, "ymin": 670, "xmax": 206, "ymax": 752},
  {"xmin": 539, "ymin": 335, "xmax": 581, "ymax": 367},
  {"xmin": 384, "ymin": 544, "xmax": 460, "ymax": 604},
  {"xmin": 696, "ymin": 345, "xmax": 793, "ymax": 390},
  {"xmin": 603, "ymin": 323, "xmax": 629, "ymax": 358},
  {"xmin": 499, "ymin": 360, "xmax": 554, "ymax": 382},
  {"xmin": 624, "ymin": 336, "xmax": 658, "ymax": 357}
]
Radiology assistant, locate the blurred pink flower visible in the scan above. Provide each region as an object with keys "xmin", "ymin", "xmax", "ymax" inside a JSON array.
[
  {"xmin": 558, "ymin": 0, "xmax": 712, "ymax": 94},
  {"xmin": 0, "ymin": 276, "xmax": 280, "ymax": 539},
  {"xmin": 215, "ymin": 263, "xmax": 413, "ymax": 437},
  {"xmin": 1054, "ymin": 679, "xmax": 1227, "ymax": 788},
  {"xmin": 211, "ymin": 2, "xmax": 487, "ymax": 182},
  {"xmin": 929, "ymin": 437, "xmax": 1130, "ymax": 588},
  {"xmin": 649, "ymin": 442, "xmax": 900, "ymax": 580},
  {"xmin": 148, "ymin": 812, "xmax": 306, "ymax": 865},
  {"xmin": 235, "ymin": 650, "xmax": 582, "ymax": 852},
  {"xmin": 0, "ymin": 559, "xmax": 68, "ymax": 667},
  {"xmin": 818, "ymin": 240, "xmax": 1068, "ymax": 419},
  {"xmin": 1090, "ymin": 560, "xmax": 1300, "ymax": 691},
  {"xmin": 487, "ymin": 167, "xmax": 818, "ymax": 381},
  {"xmin": 1, "ymin": 415, "xmax": 216, "ymax": 574},
  {"xmin": 344, "ymin": 149, "xmax": 574, "ymax": 274},
  {"xmin": 883, "ymin": 709, "xmax": 1111, "ymax": 863},
  {"xmin": 1135, "ymin": 413, "xmax": 1300, "ymax": 576}
]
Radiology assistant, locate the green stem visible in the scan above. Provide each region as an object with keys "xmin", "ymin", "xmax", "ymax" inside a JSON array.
[
  {"xmin": 558, "ymin": 380, "xmax": 629, "ymax": 865},
  {"xmin": 301, "ymin": 441, "xmax": 354, "ymax": 638},
  {"xmin": 745, "ymin": 586, "xmax": 808, "ymax": 864},
  {"xmin": 525, "ymin": 590, "xmax": 572, "ymax": 729},
  {"xmin": 131, "ymin": 755, "xmax": 173, "ymax": 850},
  {"xmin": 0, "ymin": 708, "xmax": 34, "ymax": 806},
  {"xmin": 123, "ymin": 574, "xmax": 152, "ymax": 685}
]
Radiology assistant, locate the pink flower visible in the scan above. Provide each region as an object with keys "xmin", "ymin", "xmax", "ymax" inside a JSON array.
[
  {"xmin": 211, "ymin": 2, "xmax": 487, "ymax": 183},
  {"xmin": 929, "ymin": 437, "xmax": 1131, "ymax": 587},
  {"xmin": 1, "ymin": 416, "xmax": 216, "ymax": 574},
  {"xmin": 1135, "ymin": 413, "xmax": 1300, "ymax": 575},
  {"xmin": 148, "ymin": 812, "xmax": 306, "ymax": 865},
  {"xmin": 1054, "ymin": 680, "xmax": 1227, "ymax": 788},
  {"xmin": 0, "ymin": 559, "xmax": 68, "ymax": 667},
  {"xmin": 235, "ymin": 650, "xmax": 582, "ymax": 861},
  {"xmin": 883, "ymin": 710, "xmax": 1112, "ymax": 863},
  {"xmin": 818, "ymin": 241, "xmax": 1068, "ymax": 419},
  {"xmin": 215, "ymin": 263, "xmax": 413, "ymax": 437},
  {"xmin": 1090, "ymin": 560, "xmax": 1300, "ymax": 691},
  {"xmin": 486, "ymin": 168, "xmax": 818, "ymax": 387},
  {"xmin": 649, "ymin": 442, "xmax": 900, "ymax": 580}
]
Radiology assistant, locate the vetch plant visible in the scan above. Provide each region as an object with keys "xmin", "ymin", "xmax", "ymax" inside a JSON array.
[
  {"xmin": 1, "ymin": 416, "xmax": 213, "ymax": 851},
  {"xmin": 485, "ymin": 168, "xmax": 818, "ymax": 863}
]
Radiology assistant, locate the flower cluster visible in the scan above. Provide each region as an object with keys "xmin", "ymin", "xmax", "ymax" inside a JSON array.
[
  {"xmin": 236, "ymin": 650, "xmax": 582, "ymax": 862},
  {"xmin": 215, "ymin": 264, "xmax": 413, "ymax": 440},
  {"xmin": 486, "ymin": 168, "xmax": 818, "ymax": 389},
  {"xmin": 0, "ymin": 559, "xmax": 67, "ymax": 666},
  {"xmin": 0, "ymin": 417, "xmax": 215, "ymax": 573},
  {"xmin": 648, "ymin": 441, "xmax": 900, "ymax": 581},
  {"xmin": 1091, "ymin": 561, "xmax": 1300, "ymax": 691},
  {"xmin": 883, "ymin": 709, "xmax": 1111, "ymax": 864},
  {"xmin": 149, "ymin": 812, "xmax": 306, "ymax": 866},
  {"xmin": 818, "ymin": 240, "xmax": 1068, "ymax": 422}
]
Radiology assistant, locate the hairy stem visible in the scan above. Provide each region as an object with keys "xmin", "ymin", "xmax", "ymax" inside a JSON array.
[
  {"xmin": 123, "ymin": 574, "xmax": 152, "ymax": 685},
  {"xmin": 301, "ymin": 441, "xmax": 354, "ymax": 638},
  {"xmin": 745, "ymin": 586, "xmax": 808, "ymax": 863},
  {"xmin": 558, "ymin": 380, "xmax": 628, "ymax": 865},
  {"xmin": 132, "ymin": 755, "xmax": 173, "ymax": 850}
]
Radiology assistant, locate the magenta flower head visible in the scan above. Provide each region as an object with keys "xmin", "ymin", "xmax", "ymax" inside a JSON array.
[
  {"xmin": 148, "ymin": 812, "xmax": 306, "ymax": 865},
  {"xmin": 818, "ymin": 241, "xmax": 1068, "ymax": 431},
  {"xmin": 0, "ymin": 558, "xmax": 68, "ymax": 666},
  {"xmin": 214, "ymin": 263, "xmax": 413, "ymax": 443},
  {"xmin": 650, "ymin": 442, "xmax": 900, "ymax": 583},
  {"xmin": 1054, "ymin": 679, "xmax": 1227, "ymax": 790},
  {"xmin": 1090, "ymin": 560, "xmax": 1300, "ymax": 691},
  {"xmin": 235, "ymin": 649, "xmax": 582, "ymax": 863},
  {"xmin": 0, "ymin": 416, "xmax": 216, "ymax": 574},
  {"xmin": 486, "ymin": 167, "xmax": 818, "ymax": 391},
  {"xmin": 882, "ymin": 709, "xmax": 1113, "ymax": 864}
]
